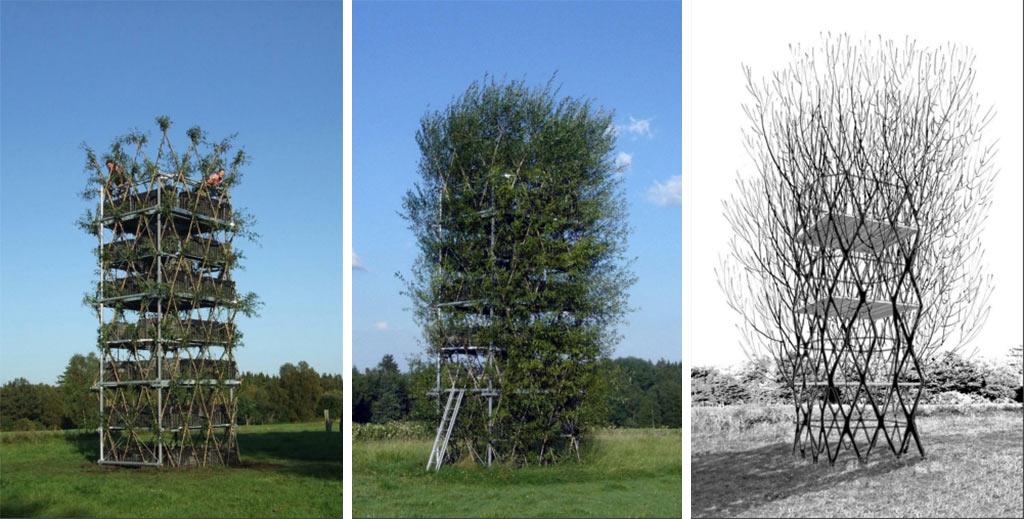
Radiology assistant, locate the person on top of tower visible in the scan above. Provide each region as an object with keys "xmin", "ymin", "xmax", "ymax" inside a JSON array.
[
  {"xmin": 205, "ymin": 169, "xmax": 225, "ymax": 196},
  {"xmin": 106, "ymin": 159, "xmax": 128, "ymax": 197},
  {"xmin": 206, "ymin": 169, "xmax": 225, "ymax": 187}
]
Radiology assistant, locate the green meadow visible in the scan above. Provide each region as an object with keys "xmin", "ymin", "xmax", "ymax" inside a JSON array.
[
  {"xmin": 353, "ymin": 428, "xmax": 682, "ymax": 518},
  {"xmin": 0, "ymin": 422, "xmax": 341, "ymax": 518}
]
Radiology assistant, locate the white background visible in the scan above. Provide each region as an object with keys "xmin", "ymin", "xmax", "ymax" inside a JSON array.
[{"xmin": 686, "ymin": 0, "xmax": 1024, "ymax": 369}]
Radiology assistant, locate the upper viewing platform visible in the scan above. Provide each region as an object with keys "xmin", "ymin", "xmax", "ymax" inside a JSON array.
[{"xmin": 99, "ymin": 176, "xmax": 233, "ymax": 234}]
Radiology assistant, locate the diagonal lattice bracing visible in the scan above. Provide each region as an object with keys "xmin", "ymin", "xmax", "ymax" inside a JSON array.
[{"xmin": 787, "ymin": 171, "xmax": 925, "ymax": 464}]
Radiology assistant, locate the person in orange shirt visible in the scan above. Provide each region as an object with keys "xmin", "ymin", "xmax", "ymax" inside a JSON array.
[
  {"xmin": 206, "ymin": 169, "xmax": 225, "ymax": 186},
  {"xmin": 205, "ymin": 169, "xmax": 225, "ymax": 196}
]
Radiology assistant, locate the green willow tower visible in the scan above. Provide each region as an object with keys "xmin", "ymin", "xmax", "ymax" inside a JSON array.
[
  {"xmin": 84, "ymin": 117, "xmax": 257, "ymax": 466},
  {"xmin": 404, "ymin": 79, "xmax": 633, "ymax": 469}
]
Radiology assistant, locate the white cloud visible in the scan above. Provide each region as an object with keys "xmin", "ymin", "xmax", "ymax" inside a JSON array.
[
  {"xmin": 614, "ymin": 151, "xmax": 633, "ymax": 171},
  {"xmin": 373, "ymin": 321, "xmax": 389, "ymax": 331},
  {"xmin": 646, "ymin": 175, "xmax": 682, "ymax": 206},
  {"xmin": 353, "ymin": 251, "xmax": 366, "ymax": 271},
  {"xmin": 624, "ymin": 116, "xmax": 653, "ymax": 138}
]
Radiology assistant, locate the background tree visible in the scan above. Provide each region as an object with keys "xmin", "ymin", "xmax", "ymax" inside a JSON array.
[
  {"xmin": 606, "ymin": 357, "xmax": 659, "ymax": 426},
  {"xmin": 317, "ymin": 390, "xmax": 343, "ymax": 422},
  {"xmin": 368, "ymin": 355, "xmax": 409, "ymax": 423},
  {"xmin": 691, "ymin": 367, "xmax": 751, "ymax": 407},
  {"xmin": 0, "ymin": 379, "xmax": 63, "ymax": 430},
  {"xmin": 278, "ymin": 362, "xmax": 323, "ymax": 422},
  {"xmin": 1011, "ymin": 345, "xmax": 1024, "ymax": 402},
  {"xmin": 402, "ymin": 77, "xmax": 635, "ymax": 464},
  {"xmin": 352, "ymin": 354, "xmax": 411, "ymax": 424},
  {"xmin": 57, "ymin": 353, "xmax": 99, "ymax": 429}
]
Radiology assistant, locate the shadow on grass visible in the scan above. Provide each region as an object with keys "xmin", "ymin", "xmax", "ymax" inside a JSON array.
[
  {"xmin": 68, "ymin": 431, "xmax": 99, "ymax": 461},
  {"xmin": 0, "ymin": 494, "xmax": 91, "ymax": 518},
  {"xmin": 62, "ymin": 429, "xmax": 341, "ymax": 481},
  {"xmin": 692, "ymin": 441, "xmax": 921, "ymax": 518},
  {"xmin": 238, "ymin": 431, "xmax": 342, "ymax": 481}
]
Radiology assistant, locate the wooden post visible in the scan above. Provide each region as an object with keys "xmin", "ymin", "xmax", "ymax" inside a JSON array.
[{"xmin": 324, "ymin": 409, "xmax": 332, "ymax": 432}]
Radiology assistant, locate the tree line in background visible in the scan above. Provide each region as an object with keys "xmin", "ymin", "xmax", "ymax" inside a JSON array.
[
  {"xmin": 0, "ymin": 353, "xmax": 342, "ymax": 431},
  {"xmin": 353, "ymin": 354, "xmax": 682, "ymax": 428},
  {"xmin": 693, "ymin": 345, "xmax": 1024, "ymax": 407}
]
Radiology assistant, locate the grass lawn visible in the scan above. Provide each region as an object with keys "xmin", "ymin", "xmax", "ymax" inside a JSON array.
[
  {"xmin": 0, "ymin": 422, "xmax": 341, "ymax": 518},
  {"xmin": 353, "ymin": 428, "xmax": 682, "ymax": 518},
  {"xmin": 692, "ymin": 406, "xmax": 1024, "ymax": 518}
]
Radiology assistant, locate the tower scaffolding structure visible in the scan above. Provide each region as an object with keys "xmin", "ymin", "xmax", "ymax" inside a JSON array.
[
  {"xmin": 88, "ymin": 122, "xmax": 246, "ymax": 467},
  {"xmin": 787, "ymin": 173, "xmax": 924, "ymax": 464},
  {"xmin": 427, "ymin": 172, "xmax": 506, "ymax": 470}
]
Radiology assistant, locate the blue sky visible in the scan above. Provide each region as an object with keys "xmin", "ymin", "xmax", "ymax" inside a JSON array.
[
  {"xmin": 0, "ymin": 1, "xmax": 342, "ymax": 384},
  {"xmin": 353, "ymin": 1, "xmax": 681, "ymax": 371}
]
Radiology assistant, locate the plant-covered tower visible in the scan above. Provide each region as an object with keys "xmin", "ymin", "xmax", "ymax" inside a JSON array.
[
  {"xmin": 82, "ymin": 117, "xmax": 258, "ymax": 466},
  {"xmin": 404, "ymin": 79, "xmax": 633, "ymax": 469}
]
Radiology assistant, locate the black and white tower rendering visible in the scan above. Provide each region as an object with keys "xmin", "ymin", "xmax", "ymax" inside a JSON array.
[{"xmin": 722, "ymin": 36, "xmax": 996, "ymax": 464}]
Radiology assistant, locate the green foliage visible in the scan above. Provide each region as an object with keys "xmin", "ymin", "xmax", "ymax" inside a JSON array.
[
  {"xmin": 0, "ymin": 379, "xmax": 63, "ymax": 431},
  {"xmin": 317, "ymin": 390, "xmax": 342, "ymax": 421},
  {"xmin": 155, "ymin": 115, "xmax": 171, "ymax": 131},
  {"xmin": 236, "ymin": 372, "xmax": 289, "ymax": 425},
  {"xmin": 276, "ymin": 362, "xmax": 325, "ymax": 422},
  {"xmin": 235, "ymin": 367, "xmax": 343, "ymax": 425},
  {"xmin": 56, "ymin": 353, "xmax": 99, "ymax": 429},
  {"xmin": 352, "ymin": 355, "xmax": 411, "ymax": 424},
  {"xmin": 402, "ymin": 77, "xmax": 635, "ymax": 464},
  {"xmin": 233, "ymin": 290, "xmax": 264, "ymax": 318},
  {"xmin": 605, "ymin": 357, "xmax": 682, "ymax": 427}
]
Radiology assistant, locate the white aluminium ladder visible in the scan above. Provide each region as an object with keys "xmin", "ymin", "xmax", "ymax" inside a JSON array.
[{"xmin": 426, "ymin": 388, "xmax": 465, "ymax": 471}]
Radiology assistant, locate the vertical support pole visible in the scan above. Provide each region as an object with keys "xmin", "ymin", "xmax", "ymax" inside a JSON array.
[
  {"xmin": 487, "ymin": 391, "xmax": 494, "ymax": 467},
  {"xmin": 98, "ymin": 180, "xmax": 106, "ymax": 463},
  {"xmin": 435, "ymin": 174, "xmax": 445, "ymax": 417},
  {"xmin": 435, "ymin": 309, "xmax": 442, "ymax": 415},
  {"xmin": 157, "ymin": 175, "xmax": 164, "ymax": 466},
  {"xmin": 486, "ymin": 169, "xmax": 497, "ymax": 467},
  {"xmin": 486, "ymin": 308, "xmax": 495, "ymax": 467}
]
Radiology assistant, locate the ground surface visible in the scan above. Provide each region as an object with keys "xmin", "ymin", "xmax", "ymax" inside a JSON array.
[
  {"xmin": 692, "ymin": 405, "xmax": 1024, "ymax": 518},
  {"xmin": 353, "ymin": 428, "xmax": 682, "ymax": 518},
  {"xmin": 0, "ymin": 422, "xmax": 341, "ymax": 518}
]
